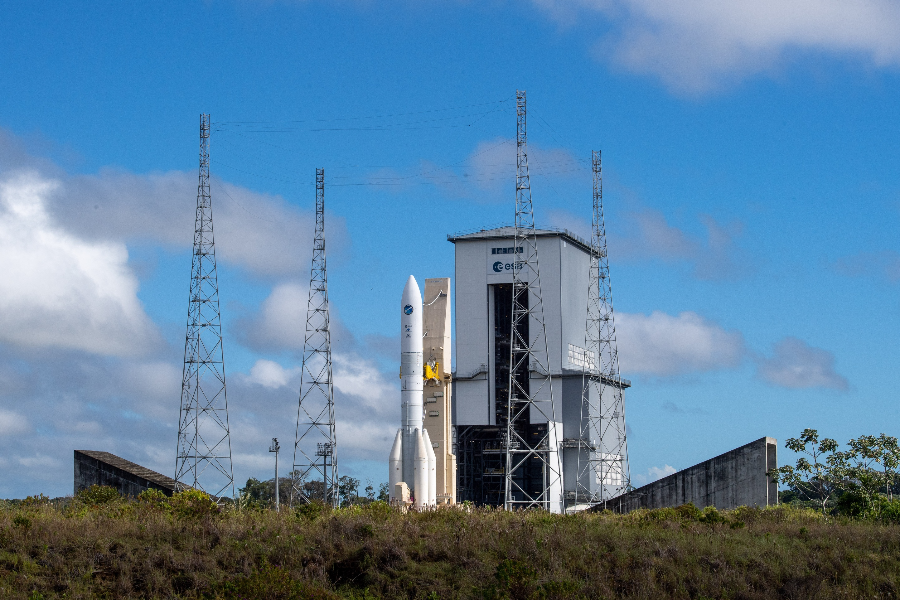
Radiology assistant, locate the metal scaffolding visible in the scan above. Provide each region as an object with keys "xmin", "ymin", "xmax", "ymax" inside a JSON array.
[
  {"xmin": 576, "ymin": 150, "xmax": 630, "ymax": 506},
  {"xmin": 292, "ymin": 168, "xmax": 339, "ymax": 508},
  {"xmin": 504, "ymin": 90, "xmax": 563, "ymax": 511},
  {"xmin": 175, "ymin": 114, "xmax": 235, "ymax": 499}
]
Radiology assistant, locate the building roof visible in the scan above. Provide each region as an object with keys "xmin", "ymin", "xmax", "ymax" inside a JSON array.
[
  {"xmin": 75, "ymin": 450, "xmax": 176, "ymax": 491},
  {"xmin": 447, "ymin": 225, "xmax": 593, "ymax": 255}
]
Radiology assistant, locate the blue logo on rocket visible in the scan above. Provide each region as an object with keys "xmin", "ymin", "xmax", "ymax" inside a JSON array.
[{"xmin": 403, "ymin": 304, "xmax": 413, "ymax": 315}]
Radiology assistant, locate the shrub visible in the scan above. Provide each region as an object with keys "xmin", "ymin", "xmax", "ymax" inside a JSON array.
[
  {"xmin": 674, "ymin": 502, "xmax": 702, "ymax": 521},
  {"xmin": 295, "ymin": 499, "xmax": 329, "ymax": 521},
  {"xmin": 12, "ymin": 514, "xmax": 31, "ymax": 530},
  {"xmin": 75, "ymin": 485, "xmax": 121, "ymax": 506},
  {"xmin": 699, "ymin": 506, "xmax": 726, "ymax": 524},
  {"xmin": 137, "ymin": 488, "xmax": 169, "ymax": 505},
  {"xmin": 19, "ymin": 494, "xmax": 51, "ymax": 510},
  {"xmin": 218, "ymin": 562, "xmax": 340, "ymax": 599},
  {"xmin": 168, "ymin": 489, "xmax": 219, "ymax": 519}
]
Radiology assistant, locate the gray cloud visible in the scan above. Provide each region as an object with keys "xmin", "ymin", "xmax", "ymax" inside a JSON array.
[
  {"xmin": 530, "ymin": 0, "xmax": 900, "ymax": 93},
  {"xmin": 547, "ymin": 207, "xmax": 747, "ymax": 281},
  {"xmin": 834, "ymin": 250, "xmax": 900, "ymax": 283},
  {"xmin": 756, "ymin": 336, "xmax": 849, "ymax": 391},
  {"xmin": 359, "ymin": 136, "xmax": 587, "ymax": 202}
]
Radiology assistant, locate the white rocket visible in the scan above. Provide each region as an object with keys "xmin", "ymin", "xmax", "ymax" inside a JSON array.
[{"xmin": 389, "ymin": 276, "xmax": 437, "ymax": 508}]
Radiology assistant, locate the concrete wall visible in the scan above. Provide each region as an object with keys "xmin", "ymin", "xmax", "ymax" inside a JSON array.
[
  {"xmin": 74, "ymin": 450, "xmax": 176, "ymax": 497},
  {"xmin": 605, "ymin": 437, "xmax": 778, "ymax": 513}
]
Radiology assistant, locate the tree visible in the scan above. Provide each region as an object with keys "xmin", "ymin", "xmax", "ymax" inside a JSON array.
[
  {"xmin": 832, "ymin": 434, "xmax": 900, "ymax": 517},
  {"xmin": 769, "ymin": 429, "xmax": 840, "ymax": 515},
  {"xmin": 377, "ymin": 482, "xmax": 390, "ymax": 502},
  {"xmin": 365, "ymin": 479, "xmax": 375, "ymax": 502},
  {"xmin": 239, "ymin": 478, "xmax": 272, "ymax": 503},
  {"xmin": 875, "ymin": 434, "xmax": 900, "ymax": 500},
  {"xmin": 338, "ymin": 476, "xmax": 360, "ymax": 507}
]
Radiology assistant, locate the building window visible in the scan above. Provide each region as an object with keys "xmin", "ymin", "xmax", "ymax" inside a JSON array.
[{"xmin": 567, "ymin": 343, "xmax": 597, "ymax": 371}]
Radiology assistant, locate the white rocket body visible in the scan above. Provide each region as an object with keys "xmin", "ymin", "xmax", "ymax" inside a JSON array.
[
  {"xmin": 422, "ymin": 427, "xmax": 437, "ymax": 506},
  {"xmin": 388, "ymin": 275, "xmax": 436, "ymax": 506},
  {"xmin": 401, "ymin": 275, "xmax": 424, "ymax": 489}
]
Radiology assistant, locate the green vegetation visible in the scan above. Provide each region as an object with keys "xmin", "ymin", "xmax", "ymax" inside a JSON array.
[
  {"xmin": 771, "ymin": 429, "xmax": 900, "ymax": 518},
  {"xmin": 1, "ymin": 487, "xmax": 900, "ymax": 599}
]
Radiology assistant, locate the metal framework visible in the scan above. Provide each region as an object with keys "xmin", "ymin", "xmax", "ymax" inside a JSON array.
[
  {"xmin": 291, "ymin": 168, "xmax": 339, "ymax": 508},
  {"xmin": 576, "ymin": 150, "xmax": 630, "ymax": 506},
  {"xmin": 504, "ymin": 90, "xmax": 563, "ymax": 511},
  {"xmin": 175, "ymin": 114, "xmax": 235, "ymax": 499}
]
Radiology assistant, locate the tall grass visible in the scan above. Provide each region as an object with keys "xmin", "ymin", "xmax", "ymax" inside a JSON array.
[{"xmin": 1, "ymin": 490, "xmax": 898, "ymax": 599}]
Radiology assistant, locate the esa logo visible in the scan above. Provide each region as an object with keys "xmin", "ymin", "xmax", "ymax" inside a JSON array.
[
  {"xmin": 403, "ymin": 304, "xmax": 413, "ymax": 315},
  {"xmin": 492, "ymin": 261, "xmax": 522, "ymax": 273}
]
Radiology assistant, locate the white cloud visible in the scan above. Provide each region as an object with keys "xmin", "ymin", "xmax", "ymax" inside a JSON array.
[
  {"xmin": 531, "ymin": 0, "xmax": 900, "ymax": 93},
  {"xmin": 616, "ymin": 311, "xmax": 746, "ymax": 376},
  {"xmin": 631, "ymin": 463, "xmax": 677, "ymax": 487},
  {"xmin": 237, "ymin": 282, "xmax": 310, "ymax": 350},
  {"xmin": 247, "ymin": 359, "xmax": 300, "ymax": 389},
  {"xmin": 0, "ymin": 172, "xmax": 161, "ymax": 357},
  {"xmin": 756, "ymin": 336, "xmax": 848, "ymax": 390},
  {"xmin": 0, "ymin": 409, "xmax": 29, "ymax": 435},
  {"xmin": 50, "ymin": 169, "xmax": 347, "ymax": 279}
]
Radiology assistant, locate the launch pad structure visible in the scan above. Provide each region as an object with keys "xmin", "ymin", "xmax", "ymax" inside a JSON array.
[{"xmin": 449, "ymin": 93, "xmax": 630, "ymax": 511}]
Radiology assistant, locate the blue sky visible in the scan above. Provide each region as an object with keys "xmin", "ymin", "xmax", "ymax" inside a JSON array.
[{"xmin": 1, "ymin": 0, "xmax": 899, "ymax": 497}]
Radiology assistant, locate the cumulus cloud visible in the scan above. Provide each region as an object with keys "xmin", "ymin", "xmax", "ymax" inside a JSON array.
[
  {"xmin": 616, "ymin": 311, "xmax": 746, "ymax": 376},
  {"xmin": 530, "ymin": 0, "xmax": 900, "ymax": 93},
  {"xmin": 0, "ymin": 409, "xmax": 30, "ymax": 436},
  {"xmin": 631, "ymin": 463, "xmax": 677, "ymax": 487},
  {"xmin": 49, "ymin": 170, "xmax": 348, "ymax": 279},
  {"xmin": 246, "ymin": 359, "xmax": 300, "ymax": 389},
  {"xmin": 237, "ymin": 282, "xmax": 310, "ymax": 351},
  {"xmin": 756, "ymin": 336, "xmax": 848, "ymax": 390},
  {"xmin": 0, "ymin": 173, "xmax": 161, "ymax": 357},
  {"xmin": 547, "ymin": 207, "xmax": 747, "ymax": 280}
]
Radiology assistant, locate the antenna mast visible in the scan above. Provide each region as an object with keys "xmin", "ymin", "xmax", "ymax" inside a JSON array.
[
  {"xmin": 175, "ymin": 114, "xmax": 235, "ymax": 499},
  {"xmin": 504, "ymin": 90, "xmax": 563, "ymax": 511},
  {"xmin": 577, "ymin": 150, "xmax": 630, "ymax": 506},
  {"xmin": 292, "ymin": 168, "xmax": 339, "ymax": 508}
]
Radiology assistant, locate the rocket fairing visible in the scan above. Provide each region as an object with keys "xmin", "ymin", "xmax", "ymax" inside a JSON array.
[{"xmin": 389, "ymin": 275, "xmax": 437, "ymax": 506}]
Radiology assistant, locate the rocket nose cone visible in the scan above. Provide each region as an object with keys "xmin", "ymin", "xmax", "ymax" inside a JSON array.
[{"xmin": 401, "ymin": 276, "xmax": 422, "ymax": 310}]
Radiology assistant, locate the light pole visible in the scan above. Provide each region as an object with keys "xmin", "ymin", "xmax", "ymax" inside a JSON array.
[{"xmin": 269, "ymin": 438, "xmax": 281, "ymax": 511}]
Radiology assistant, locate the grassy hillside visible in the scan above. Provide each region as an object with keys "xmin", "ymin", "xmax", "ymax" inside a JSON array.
[{"xmin": 1, "ymin": 491, "xmax": 899, "ymax": 599}]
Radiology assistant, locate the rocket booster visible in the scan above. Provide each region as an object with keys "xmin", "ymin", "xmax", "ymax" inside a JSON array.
[{"xmin": 389, "ymin": 275, "xmax": 436, "ymax": 507}]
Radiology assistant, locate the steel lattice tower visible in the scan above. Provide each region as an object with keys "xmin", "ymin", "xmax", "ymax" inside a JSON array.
[
  {"xmin": 504, "ymin": 90, "xmax": 563, "ymax": 511},
  {"xmin": 291, "ymin": 168, "xmax": 339, "ymax": 508},
  {"xmin": 576, "ymin": 150, "xmax": 630, "ymax": 506},
  {"xmin": 175, "ymin": 114, "xmax": 235, "ymax": 499}
]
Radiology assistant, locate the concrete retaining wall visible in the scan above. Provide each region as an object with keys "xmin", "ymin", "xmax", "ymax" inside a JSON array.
[
  {"xmin": 74, "ymin": 450, "xmax": 176, "ymax": 497},
  {"xmin": 604, "ymin": 437, "xmax": 778, "ymax": 513}
]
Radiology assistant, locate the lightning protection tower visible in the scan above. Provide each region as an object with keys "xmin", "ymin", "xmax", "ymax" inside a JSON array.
[
  {"xmin": 291, "ymin": 168, "xmax": 339, "ymax": 508},
  {"xmin": 576, "ymin": 150, "xmax": 630, "ymax": 506},
  {"xmin": 175, "ymin": 114, "xmax": 235, "ymax": 499},
  {"xmin": 504, "ymin": 90, "xmax": 563, "ymax": 511}
]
